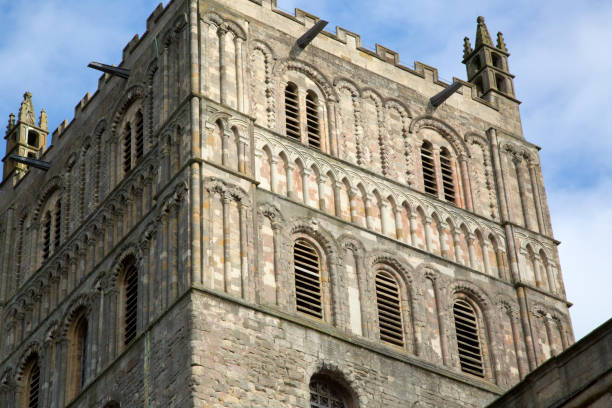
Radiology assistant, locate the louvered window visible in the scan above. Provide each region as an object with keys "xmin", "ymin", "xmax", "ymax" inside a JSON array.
[
  {"xmin": 375, "ymin": 271, "xmax": 404, "ymax": 347},
  {"xmin": 306, "ymin": 91, "xmax": 321, "ymax": 149},
  {"xmin": 27, "ymin": 358, "xmax": 40, "ymax": 408},
  {"xmin": 293, "ymin": 239, "xmax": 322, "ymax": 319},
  {"xmin": 421, "ymin": 141, "xmax": 437, "ymax": 196},
  {"xmin": 42, "ymin": 213, "xmax": 51, "ymax": 260},
  {"xmin": 135, "ymin": 111, "xmax": 144, "ymax": 161},
  {"xmin": 453, "ymin": 300, "xmax": 484, "ymax": 378},
  {"xmin": 123, "ymin": 123, "xmax": 132, "ymax": 174},
  {"xmin": 310, "ymin": 379, "xmax": 348, "ymax": 408},
  {"xmin": 440, "ymin": 148, "xmax": 455, "ymax": 203},
  {"xmin": 124, "ymin": 261, "xmax": 138, "ymax": 346},
  {"xmin": 54, "ymin": 202, "xmax": 62, "ymax": 250},
  {"xmin": 285, "ymin": 83, "xmax": 300, "ymax": 141}
]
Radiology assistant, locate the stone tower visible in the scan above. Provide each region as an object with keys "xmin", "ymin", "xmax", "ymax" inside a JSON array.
[
  {"xmin": 2, "ymin": 92, "xmax": 49, "ymax": 184},
  {"xmin": 463, "ymin": 17, "xmax": 516, "ymax": 101},
  {"xmin": 0, "ymin": 1, "xmax": 573, "ymax": 407}
]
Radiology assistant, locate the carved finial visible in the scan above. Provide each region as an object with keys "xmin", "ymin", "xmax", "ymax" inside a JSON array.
[
  {"xmin": 7, "ymin": 113, "xmax": 15, "ymax": 132},
  {"xmin": 497, "ymin": 32, "xmax": 508, "ymax": 52},
  {"xmin": 39, "ymin": 109, "xmax": 48, "ymax": 131},
  {"xmin": 17, "ymin": 91, "xmax": 37, "ymax": 126},
  {"xmin": 475, "ymin": 16, "xmax": 493, "ymax": 48},
  {"xmin": 463, "ymin": 36, "xmax": 473, "ymax": 59}
]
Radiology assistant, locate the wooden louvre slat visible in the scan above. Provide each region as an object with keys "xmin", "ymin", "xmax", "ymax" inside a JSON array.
[
  {"xmin": 421, "ymin": 142, "xmax": 437, "ymax": 196},
  {"xmin": 54, "ymin": 204, "xmax": 61, "ymax": 249},
  {"xmin": 28, "ymin": 360, "xmax": 40, "ymax": 408},
  {"xmin": 285, "ymin": 84, "xmax": 301, "ymax": 141},
  {"xmin": 123, "ymin": 123, "xmax": 132, "ymax": 173},
  {"xmin": 306, "ymin": 92, "xmax": 321, "ymax": 149},
  {"xmin": 135, "ymin": 111, "xmax": 144, "ymax": 161},
  {"xmin": 294, "ymin": 240, "xmax": 322, "ymax": 318},
  {"xmin": 124, "ymin": 264, "xmax": 138, "ymax": 345},
  {"xmin": 375, "ymin": 272, "xmax": 404, "ymax": 347},
  {"xmin": 453, "ymin": 300, "xmax": 484, "ymax": 378},
  {"xmin": 440, "ymin": 150, "xmax": 455, "ymax": 202},
  {"xmin": 43, "ymin": 215, "xmax": 51, "ymax": 260}
]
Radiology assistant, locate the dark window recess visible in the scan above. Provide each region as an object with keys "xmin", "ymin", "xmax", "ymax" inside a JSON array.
[
  {"xmin": 294, "ymin": 239, "xmax": 323, "ymax": 319},
  {"xmin": 124, "ymin": 262, "xmax": 138, "ymax": 345},
  {"xmin": 376, "ymin": 271, "xmax": 404, "ymax": 347},
  {"xmin": 453, "ymin": 300, "xmax": 485, "ymax": 378},
  {"xmin": 306, "ymin": 91, "xmax": 321, "ymax": 149},
  {"xmin": 310, "ymin": 379, "xmax": 347, "ymax": 408},
  {"xmin": 43, "ymin": 214, "xmax": 51, "ymax": 260},
  {"xmin": 285, "ymin": 83, "xmax": 301, "ymax": 141},
  {"xmin": 421, "ymin": 142, "xmax": 437, "ymax": 196},
  {"xmin": 28, "ymin": 359, "xmax": 40, "ymax": 408},
  {"xmin": 27, "ymin": 131, "xmax": 38, "ymax": 147},
  {"xmin": 440, "ymin": 148, "xmax": 456, "ymax": 203},
  {"xmin": 54, "ymin": 202, "xmax": 62, "ymax": 250},
  {"xmin": 135, "ymin": 111, "xmax": 144, "ymax": 161},
  {"xmin": 76, "ymin": 317, "xmax": 88, "ymax": 391},
  {"xmin": 123, "ymin": 123, "xmax": 132, "ymax": 174}
]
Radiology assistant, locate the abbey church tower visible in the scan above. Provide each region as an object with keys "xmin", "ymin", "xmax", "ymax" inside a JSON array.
[{"xmin": 0, "ymin": 2, "xmax": 572, "ymax": 407}]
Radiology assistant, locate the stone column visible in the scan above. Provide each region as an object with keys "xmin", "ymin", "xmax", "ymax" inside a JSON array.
[
  {"xmin": 528, "ymin": 163, "xmax": 546, "ymax": 235},
  {"xmin": 453, "ymin": 231, "xmax": 463, "ymax": 265},
  {"xmin": 218, "ymin": 28, "xmax": 228, "ymax": 105},
  {"xmin": 439, "ymin": 222, "xmax": 451, "ymax": 259},
  {"xmin": 235, "ymin": 36, "xmax": 245, "ymax": 112},
  {"xmin": 239, "ymin": 204, "xmax": 249, "ymax": 301},
  {"xmin": 394, "ymin": 208, "xmax": 403, "ymax": 242},
  {"xmin": 286, "ymin": 162, "xmax": 295, "ymax": 199},
  {"xmin": 424, "ymin": 217, "xmax": 433, "ymax": 253},
  {"xmin": 459, "ymin": 155, "xmax": 474, "ymax": 211},
  {"xmin": 532, "ymin": 253, "xmax": 543, "ymax": 288},
  {"xmin": 482, "ymin": 240, "xmax": 492, "ymax": 276},
  {"xmin": 467, "ymin": 233, "xmax": 477, "ymax": 269},
  {"xmin": 222, "ymin": 194, "xmax": 231, "ymax": 293},
  {"xmin": 364, "ymin": 194, "xmax": 374, "ymax": 230},
  {"xmin": 514, "ymin": 157, "xmax": 533, "ymax": 230},
  {"xmin": 302, "ymin": 168, "xmax": 311, "ymax": 206},
  {"xmin": 409, "ymin": 214, "xmax": 418, "ymax": 247},
  {"xmin": 380, "ymin": 201, "xmax": 391, "ymax": 236},
  {"xmin": 317, "ymin": 175, "xmax": 327, "ymax": 211},
  {"xmin": 333, "ymin": 181, "xmax": 343, "ymax": 218}
]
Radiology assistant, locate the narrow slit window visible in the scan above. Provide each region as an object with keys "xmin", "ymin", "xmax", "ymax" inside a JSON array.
[
  {"xmin": 27, "ymin": 357, "xmax": 40, "ymax": 408},
  {"xmin": 124, "ymin": 260, "xmax": 138, "ymax": 346},
  {"xmin": 285, "ymin": 83, "xmax": 301, "ymax": 141},
  {"xmin": 440, "ymin": 148, "xmax": 456, "ymax": 203},
  {"xmin": 453, "ymin": 299, "xmax": 485, "ymax": 378},
  {"xmin": 375, "ymin": 271, "xmax": 404, "ymax": 347},
  {"xmin": 306, "ymin": 91, "xmax": 321, "ymax": 149},
  {"xmin": 135, "ymin": 111, "xmax": 144, "ymax": 161},
  {"xmin": 293, "ymin": 239, "xmax": 322, "ymax": 319},
  {"xmin": 123, "ymin": 123, "xmax": 132, "ymax": 174},
  {"xmin": 54, "ymin": 201, "xmax": 62, "ymax": 250},
  {"xmin": 42, "ymin": 212, "xmax": 51, "ymax": 261},
  {"xmin": 421, "ymin": 141, "xmax": 437, "ymax": 196}
]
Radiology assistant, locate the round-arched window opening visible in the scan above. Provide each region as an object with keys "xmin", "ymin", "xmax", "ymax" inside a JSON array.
[
  {"xmin": 491, "ymin": 53, "xmax": 502, "ymax": 69},
  {"xmin": 495, "ymin": 75, "xmax": 507, "ymax": 94},
  {"xmin": 471, "ymin": 56, "xmax": 482, "ymax": 74},
  {"xmin": 27, "ymin": 131, "xmax": 39, "ymax": 147},
  {"xmin": 309, "ymin": 374, "xmax": 355, "ymax": 408}
]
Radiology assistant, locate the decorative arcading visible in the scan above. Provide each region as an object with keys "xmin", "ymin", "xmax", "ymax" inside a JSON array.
[
  {"xmin": 362, "ymin": 89, "xmax": 387, "ymax": 176},
  {"xmin": 59, "ymin": 293, "xmax": 92, "ymax": 338},
  {"xmin": 249, "ymin": 40, "xmax": 276, "ymax": 128},
  {"xmin": 409, "ymin": 116, "xmax": 470, "ymax": 159},
  {"xmin": 110, "ymin": 85, "xmax": 145, "ymax": 142},
  {"xmin": 466, "ymin": 132, "xmax": 497, "ymax": 219},
  {"xmin": 275, "ymin": 59, "xmax": 338, "ymax": 103},
  {"xmin": 334, "ymin": 78, "xmax": 363, "ymax": 166}
]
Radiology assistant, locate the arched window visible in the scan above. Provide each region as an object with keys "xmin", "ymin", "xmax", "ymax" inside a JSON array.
[
  {"xmin": 439, "ymin": 147, "xmax": 455, "ymax": 203},
  {"xmin": 375, "ymin": 270, "xmax": 404, "ymax": 347},
  {"xmin": 421, "ymin": 141, "xmax": 437, "ymax": 196},
  {"xmin": 121, "ymin": 256, "xmax": 139, "ymax": 346},
  {"xmin": 122, "ymin": 122, "xmax": 132, "ymax": 174},
  {"xmin": 22, "ymin": 354, "xmax": 41, "ymax": 408},
  {"xmin": 495, "ymin": 74, "xmax": 507, "ymax": 93},
  {"xmin": 42, "ymin": 212, "xmax": 51, "ymax": 261},
  {"xmin": 67, "ymin": 311, "xmax": 88, "ymax": 401},
  {"xmin": 474, "ymin": 76, "xmax": 484, "ymax": 97},
  {"xmin": 306, "ymin": 91, "xmax": 321, "ymax": 149},
  {"xmin": 309, "ymin": 374, "xmax": 352, "ymax": 408},
  {"xmin": 285, "ymin": 83, "xmax": 300, "ymax": 141},
  {"xmin": 491, "ymin": 53, "xmax": 502, "ymax": 69},
  {"xmin": 135, "ymin": 110, "xmax": 144, "ymax": 161},
  {"xmin": 27, "ymin": 131, "xmax": 39, "ymax": 147},
  {"xmin": 293, "ymin": 239, "xmax": 322, "ymax": 319},
  {"xmin": 453, "ymin": 299, "xmax": 484, "ymax": 378}
]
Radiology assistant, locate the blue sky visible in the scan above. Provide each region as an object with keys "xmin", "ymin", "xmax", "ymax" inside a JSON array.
[{"xmin": 0, "ymin": 0, "xmax": 610, "ymax": 340}]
